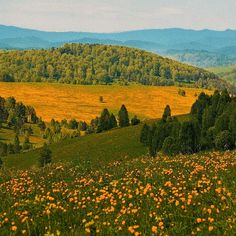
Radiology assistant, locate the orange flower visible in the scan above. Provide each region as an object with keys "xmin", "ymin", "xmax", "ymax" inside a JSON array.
[
  {"xmin": 11, "ymin": 226, "xmax": 17, "ymax": 231},
  {"xmin": 196, "ymin": 218, "xmax": 201, "ymax": 223},
  {"xmin": 152, "ymin": 226, "xmax": 158, "ymax": 233},
  {"xmin": 208, "ymin": 226, "xmax": 214, "ymax": 232}
]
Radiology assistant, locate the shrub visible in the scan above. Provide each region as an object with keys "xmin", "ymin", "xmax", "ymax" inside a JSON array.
[
  {"xmin": 99, "ymin": 96, "xmax": 104, "ymax": 103},
  {"xmin": 131, "ymin": 116, "xmax": 140, "ymax": 126},
  {"xmin": 178, "ymin": 89, "xmax": 186, "ymax": 96},
  {"xmin": 162, "ymin": 136, "xmax": 178, "ymax": 156},
  {"xmin": 215, "ymin": 130, "xmax": 234, "ymax": 151}
]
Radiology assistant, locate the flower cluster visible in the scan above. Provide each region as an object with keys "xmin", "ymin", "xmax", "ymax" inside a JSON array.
[{"xmin": 0, "ymin": 151, "xmax": 235, "ymax": 235}]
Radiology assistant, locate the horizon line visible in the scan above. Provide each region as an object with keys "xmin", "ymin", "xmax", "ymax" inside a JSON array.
[{"xmin": 1, "ymin": 24, "xmax": 235, "ymax": 34}]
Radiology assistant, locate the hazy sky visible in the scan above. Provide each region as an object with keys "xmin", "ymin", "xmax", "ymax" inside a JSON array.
[{"xmin": 0, "ymin": 0, "xmax": 235, "ymax": 32}]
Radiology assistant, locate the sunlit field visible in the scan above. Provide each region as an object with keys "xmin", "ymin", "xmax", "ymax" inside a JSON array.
[
  {"xmin": 0, "ymin": 83, "xmax": 210, "ymax": 122},
  {"xmin": 0, "ymin": 150, "xmax": 235, "ymax": 235}
]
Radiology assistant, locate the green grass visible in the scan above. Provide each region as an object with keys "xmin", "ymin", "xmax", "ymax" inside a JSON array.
[
  {"xmin": 0, "ymin": 150, "xmax": 235, "ymax": 235},
  {"xmin": 3, "ymin": 123, "xmax": 147, "ymax": 170},
  {"xmin": 3, "ymin": 115, "xmax": 191, "ymax": 170}
]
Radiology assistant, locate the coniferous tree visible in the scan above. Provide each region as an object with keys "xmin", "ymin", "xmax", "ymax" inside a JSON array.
[
  {"xmin": 97, "ymin": 108, "xmax": 111, "ymax": 132},
  {"xmin": 118, "ymin": 105, "xmax": 129, "ymax": 127},
  {"xmin": 39, "ymin": 143, "xmax": 52, "ymax": 167},
  {"xmin": 110, "ymin": 114, "xmax": 117, "ymax": 128},
  {"xmin": 178, "ymin": 121, "xmax": 196, "ymax": 154},
  {"xmin": 162, "ymin": 105, "xmax": 171, "ymax": 122},
  {"xmin": 140, "ymin": 124, "xmax": 150, "ymax": 145}
]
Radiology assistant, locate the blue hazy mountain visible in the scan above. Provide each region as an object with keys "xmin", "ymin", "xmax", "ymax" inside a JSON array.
[{"xmin": 1, "ymin": 25, "xmax": 236, "ymax": 67}]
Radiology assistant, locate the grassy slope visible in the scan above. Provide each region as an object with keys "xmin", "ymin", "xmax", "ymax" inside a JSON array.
[
  {"xmin": 3, "ymin": 114, "xmax": 191, "ymax": 170},
  {"xmin": 1, "ymin": 150, "xmax": 235, "ymax": 235},
  {"xmin": 208, "ymin": 65, "xmax": 236, "ymax": 85},
  {"xmin": 3, "ymin": 123, "xmax": 147, "ymax": 170},
  {"xmin": 0, "ymin": 83, "xmax": 210, "ymax": 122}
]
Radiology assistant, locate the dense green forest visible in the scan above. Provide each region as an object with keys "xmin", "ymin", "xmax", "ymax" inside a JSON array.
[
  {"xmin": 0, "ymin": 44, "xmax": 219, "ymax": 87},
  {"xmin": 141, "ymin": 90, "xmax": 236, "ymax": 156}
]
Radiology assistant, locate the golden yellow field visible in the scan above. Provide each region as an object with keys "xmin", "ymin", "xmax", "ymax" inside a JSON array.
[{"xmin": 0, "ymin": 83, "xmax": 211, "ymax": 122}]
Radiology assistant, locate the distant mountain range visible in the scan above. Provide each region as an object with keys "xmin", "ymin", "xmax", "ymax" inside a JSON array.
[{"xmin": 1, "ymin": 25, "xmax": 236, "ymax": 68}]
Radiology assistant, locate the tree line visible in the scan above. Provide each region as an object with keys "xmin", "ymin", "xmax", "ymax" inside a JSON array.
[
  {"xmin": 0, "ymin": 44, "xmax": 218, "ymax": 88},
  {"xmin": 140, "ymin": 90, "xmax": 236, "ymax": 156}
]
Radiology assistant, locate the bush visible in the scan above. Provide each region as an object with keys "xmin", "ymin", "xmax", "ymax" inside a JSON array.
[
  {"xmin": 99, "ymin": 96, "xmax": 104, "ymax": 103},
  {"xmin": 131, "ymin": 116, "xmax": 140, "ymax": 126},
  {"xmin": 215, "ymin": 130, "xmax": 234, "ymax": 151},
  {"xmin": 178, "ymin": 89, "xmax": 186, "ymax": 97},
  {"xmin": 162, "ymin": 136, "xmax": 178, "ymax": 156}
]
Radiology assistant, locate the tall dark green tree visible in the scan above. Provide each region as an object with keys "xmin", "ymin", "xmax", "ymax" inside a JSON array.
[
  {"xmin": 110, "ymin": 114, "xmax": 117, "ymax": 128},
  {"xmin": 162, "ymin": 105, "xmax": 171, "ymax": 122},
  {"xmin": 118, "ymin": 105, "xmax": 129, "ymax": 127},
  {"xmin": 178, "ymin": 121, "xmax": 196, "ymax": 154},
  {"xmin": 97, "ymin": 108, "xmax": 111, "ymax": 132},
  {"xmin": 140, "ymin": 124, "xmax": 149, "ymax": 145},
  {"xmin": 39, "ymin": 143, "xmax": 52, "ymax": 167}
]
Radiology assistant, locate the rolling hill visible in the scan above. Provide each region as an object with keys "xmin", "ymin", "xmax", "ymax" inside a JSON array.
[{"xmin": 0, "ymin": 44, "xmax": 220, "ymax": 88}]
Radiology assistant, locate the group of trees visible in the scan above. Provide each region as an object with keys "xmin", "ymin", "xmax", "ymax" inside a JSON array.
[
  {"xmin": 0, "ymin": 44, "xmax": 218, "ymax": 87},
  {"xmin": 141, "ymin": 90, "xmax": 236, "ymax": 156},
  {"xmin": 0, "ymin": 96, "xmax": 39, "ymax": 156},
  {"xmin": 0, "ymin": 96, "xmax": 38, "ymax": 130},
  {"xmin": 90, "ymin": 105, "xmax": 140, "ymax": 133}
]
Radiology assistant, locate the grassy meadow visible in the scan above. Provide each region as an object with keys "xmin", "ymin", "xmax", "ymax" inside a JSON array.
[
  {"xmin": 2, "ymin": 114, "xmax": 191, "ymax": 170},
  {"xmin": 0, "ymin": 83, "xmax": 210, "ymax": 122},
  {"xmin": 0, "ymin": 150, "xmax": 235, "ymax": 235},
  {"xmin": 3, "ymin": 123, "xmax": 146, "ymax": 170}
]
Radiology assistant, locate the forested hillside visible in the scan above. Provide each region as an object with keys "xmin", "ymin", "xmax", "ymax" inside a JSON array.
[{"xmin": 0, "ymin": 44, "xmax": 218, "ymax": 87}]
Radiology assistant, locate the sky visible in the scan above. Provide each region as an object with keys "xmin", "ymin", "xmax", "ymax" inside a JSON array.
[{"xmin": 0, "ymin": 0, "xmax": 235, "ymax": 32}]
